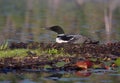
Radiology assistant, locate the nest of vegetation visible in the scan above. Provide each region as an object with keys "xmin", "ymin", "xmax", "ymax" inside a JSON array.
[{"xmin": 9, "ymin": 42, "xmax": 120, "ymax": 56}]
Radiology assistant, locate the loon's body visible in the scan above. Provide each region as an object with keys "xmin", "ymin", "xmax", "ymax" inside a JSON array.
[{"xmin": 47, "ymin": 26, "xmax": 99, "ymax": 44}]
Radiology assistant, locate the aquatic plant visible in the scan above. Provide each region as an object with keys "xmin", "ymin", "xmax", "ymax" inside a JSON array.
[
  {"xmin": 115, "ymin": 58, "xmax": 120, "ymax": 66},
  {"xmin": 0, "ymin": 49, "xmax": 28, "ymax": 58},
  {"xmin": 46, "ymin": 48, "xmax": 65, "ymax": 55},
  {"xmin": 45, "ymin": 48, "xmax": 70, "ymax": 58},
  {"xmin": 47, "ymin": 48, "xmax": 59, "ymax": 55},
  {"xmin": 56, "ymin": 61, "xmax": 66, "ymax": 67},
  {"xmin": 0, "ymin": 41, "xmax": 9, "ymax": 50}
]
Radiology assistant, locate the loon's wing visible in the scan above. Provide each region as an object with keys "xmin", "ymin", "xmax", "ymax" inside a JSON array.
[
  {"xmin": 68, "ymin": 35, "xmax": 87, "ymax": 43},
  {"xmin": 68, "ymin": 34, "xmax": 99, "ymax": 44}
]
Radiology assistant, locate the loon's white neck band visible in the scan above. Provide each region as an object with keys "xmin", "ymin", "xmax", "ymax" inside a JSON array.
[
  {"xmin": 56, "ymin": 38, "xmax": 68, "ymax": 43},
  {"xmin": 58, "ymin": 34, "xmax": 65, "ymax": 36}
]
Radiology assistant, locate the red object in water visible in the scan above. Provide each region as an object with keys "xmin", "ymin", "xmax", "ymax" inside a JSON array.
[
  {"xmin": 85, "ymin": 60, "xmax": 93, "ymax": 68},
  {"xmin": 75, "ymin": 60, "xmax": 93, "ymax": 69},
  {"xmin": 75, "ymin": 71, "xmax": 91, "ymax": 77}
]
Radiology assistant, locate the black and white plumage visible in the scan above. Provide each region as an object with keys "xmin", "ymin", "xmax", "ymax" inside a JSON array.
[{"xmin": 47, "ymin": 25, "xmax": 99, "ymax": 44}]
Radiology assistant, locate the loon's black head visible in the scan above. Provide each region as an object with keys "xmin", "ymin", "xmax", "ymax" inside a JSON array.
[{"xmin": 47, "ymin": 25, "xmax": 65, "ymax": 34}]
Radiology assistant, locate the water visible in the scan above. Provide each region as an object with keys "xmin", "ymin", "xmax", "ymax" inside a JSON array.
[{"xmin": 0, "ymin": 70, "xmax": 119, "ymax": 83}]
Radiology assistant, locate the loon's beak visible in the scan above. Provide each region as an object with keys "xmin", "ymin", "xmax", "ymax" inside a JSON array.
[{"xmin": 45, "ymin": 27, "xmax": 50, "ymax": 30}]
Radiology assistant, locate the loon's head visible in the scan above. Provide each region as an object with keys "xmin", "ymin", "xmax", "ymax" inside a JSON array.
[{"xmin": 47, "ymin": 25, "xmax": 65, "ymax": 34}]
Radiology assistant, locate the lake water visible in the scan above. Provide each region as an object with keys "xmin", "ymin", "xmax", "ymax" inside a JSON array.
[{"xmin": 0, "ymin": 69, "xmax": 119, "ymax": 83}]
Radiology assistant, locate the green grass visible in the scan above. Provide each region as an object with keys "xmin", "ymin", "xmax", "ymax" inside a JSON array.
[
  {"xmin": 0, "ymin": 40, "xmax": 9, "ymax": 50},
  {"xmin": 45, "ymin": 48, "xmax": 70, "ymax": 57},
  {"xmin": 0, "ymin": 48, "xmax": 69, "ymax": 58},
  {"xmin": 46, "ymin": 48, "xmax": 61, "ymax": 55},
  {"xmin": 0, "ymin": 49, "xmax": 28, "ymax": 58},
  {"xmin": 0, "ymin": 41, "xmax": 68, "ymax": 58}
]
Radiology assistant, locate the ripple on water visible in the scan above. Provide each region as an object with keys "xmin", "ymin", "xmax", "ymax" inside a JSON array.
[
  {"xmin": 101, "ymin": 80, "xmax": 112, "ymax": 83},
  {"xmin": 59, "ymin": 77, "xmax": 90, "ymax": 81},
  {"xmin": 0, "ymin": 81, "xmax": 11, "ymax": 83},
  {"xmin": 19, "ymin": 79, "xmax": 37, "ymax": 83},
  {"xmin": 109, "ymin": 73, "xmax": 120, "ymax": 76}
]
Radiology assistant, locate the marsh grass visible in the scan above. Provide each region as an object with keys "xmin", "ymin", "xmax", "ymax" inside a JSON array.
[
  {"xmin": 0, "ymin": 41, "xmax": 69, "ymax": 58},
  {"xmin": 0, "ymin": 41, "xmax": 9, "ymax": 50},
  {"xmin": 0, "ymin": 49, "xmax": 28, "ymax": 58},
  {"xmin": 45, "ymin": 48, "xmax": 70, "ymax": 57},
  {"xmin": 0, "ymin": 47, "xmax": 68, "ymax": 59}
]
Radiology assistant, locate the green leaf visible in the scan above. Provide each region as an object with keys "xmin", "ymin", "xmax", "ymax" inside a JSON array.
[
  {"xmin": 92, "ymin": 64, "xmax": 101, "ymax": 69},
  {"xmin": 44, "ymin": 65, "xmax": 52, "ymax": 69},
  {"xmin": 56, "ymin": 61, "xmax": 66, "ymax": 67},
  {"xmin": 115, "ymin": 58, "xmax": 120, "ymax": 66}
]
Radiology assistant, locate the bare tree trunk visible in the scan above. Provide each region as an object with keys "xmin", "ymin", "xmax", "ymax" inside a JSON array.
[
  {"xmin": 104, "ymin": 8, "xmax": 111, "ymax": 35},
  {"xmin": 76, "ymin": 0, "xmax": 84, "ymax": 5},
  {"xmin": 104, "ymin": 0, "xmax": 119, "ymax": 43},
  {"xmin": 104, "ymin": 7, "xmax": 113, "ymax": 43}
]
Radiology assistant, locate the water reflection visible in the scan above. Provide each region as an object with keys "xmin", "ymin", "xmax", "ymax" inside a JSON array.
[
  {"xmin": 20, "ymin": 79, "xmax": 36, "ymax": 83},
  {"xmin": 0, "ymin": 69, "xmax": 119, "ymax": 83},
  {"xmin": 0, "ymin": 81, "xmax": 11, "ymax": 83}
]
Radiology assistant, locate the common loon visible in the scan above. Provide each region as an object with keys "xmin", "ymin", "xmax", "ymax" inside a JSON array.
[{"xmin": 47, "ymin": 25, "xmax": 99, "ymax": 44}]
